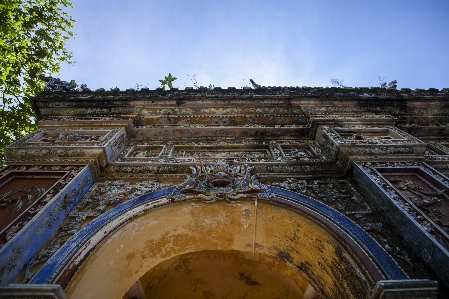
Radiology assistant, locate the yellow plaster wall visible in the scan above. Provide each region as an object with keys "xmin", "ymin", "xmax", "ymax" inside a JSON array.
[
  {"xmin": 137, "ymin": 250, "xmax": 308, "ymax": 299},
  {"xmin": 65, "ymin": 199, "xmax": 374, "ymax": 299}
]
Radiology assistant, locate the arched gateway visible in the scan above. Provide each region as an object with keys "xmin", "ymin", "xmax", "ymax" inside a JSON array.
[{"xmin": 0, "ymin": 81, "xmax": 446, "ymax": 298}]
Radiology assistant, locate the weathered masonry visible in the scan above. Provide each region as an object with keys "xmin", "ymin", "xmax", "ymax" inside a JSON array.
[{"xmin": 1, "ymin": 82, "xmax": 449, "ymax": 298}]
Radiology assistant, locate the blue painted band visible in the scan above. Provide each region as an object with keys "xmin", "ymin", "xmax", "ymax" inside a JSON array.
[
  {"xmin": 0, "ymin": 166, "xmax": 94, "ymax": 286},
  {"xmin": 32, "ymin": 185, "xmax": 406, "ymax": 285},
  {"xmin": 269, "ymin": 186, "xmax": 407, "ymax": 280},
  {"xmin": 31, "ymin": 187, "xmax": 175, "ymax": 284}
]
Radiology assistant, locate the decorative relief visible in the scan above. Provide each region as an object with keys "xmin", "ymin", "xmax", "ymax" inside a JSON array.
[
  {"xmin": 306, "ymin": 104, "xmax": 403, "ymax": 115},
  {"xmin": 269, "ymin": 141, "xmax": 283, "ymax": 161},
  {"xmin": 8, "ymin": 128, "xmax": 121, "ymax": 148},
  {"xmin": 21, "ymin": 180, "xmax": 168, "ymax": 283},
  {"xmin": 275, "ymin": 177, "xmax": 418, "ymax": 275},
  {"xmin": 160, "ymin": 142, "xmax": 174, "ymax": 156},
  {"xmin": 37, "ymin": 133, "xmax": 101, "ymax": 143},
  {"xmin": 172, "ymin": 145, "xmax": 271, "ymax": 163},
  {"xmin": 244, "ymin": 129, "xmax": 306, "ymax": 138},
  {"xmin": 273, "ymin": 141, "xmax": 327, "ymax": 162},
  {"xmin": 212, "ymin": 129, "xmax": 236, "ymax": 136},
  {"xmin": 312, "ymin": 114, "xmax": 395, "ymax": 120},
  {"xmin": 284, "ymin": 141, "xmax": 328, "ymax": 162},
  {"xmin": 105, "ymin": 129, "xmax": 127, "ymax": 157},
  {"xmin": 14, "ymin": 148, "xmax": 87, "ymax": 159},
  {"xmin": 265, "ymin": 164, "xmax": 337, "ymax": 174},
  {"xmin": 245, "ymin": 107, "xmax": 306, "ymax": 114},
  {"xmin": 425, "ymin": 142, "xmax": 449, "ymax": 161},
  {"xmin": 322, "ymin": 126, "xmax": 424, "ymax": 145},
  {"xmin": 207, "ymin": 117, "xmax": 236, "ymax": 126},
  {"xmin": 0, "ymin": 246, "xmax": 23, "ymax": 284},
  {"xmin": 1, "ymin": 187, "xmax": 46, "ymax": 216},
  {"xmin": 360, "ymin": 162, "xmax": 449, "ymax": 251},
  {"xmin": 352, "ymin": 146, "xmax": 415, "ymax": 155},
  {"xmin": 168, "ymin": 161, "xmax": 273, "ymax": 203},
  {"xmin": 0, "ymin": 166, "xmax": 83, "ymax": 248},
  {"xmin": 38, "ymin": 107, "xmax": 138, "ymax": 117},
  {"xmin": 40, "ymin": 100, "xmax": 130, "ymax": 108},
  {"xmin": 125, "ymin": 145, "xmax": 165, "ymax": 159},
  {"xmin": 264, "ymin": 116, "xmax": 287, "ymax": 125},
  {"xmin": 0, "ymin": 166, "xmax": 85, "ymax": 247},
  {"xmin": 115, "ymin": 141, "xmax": 328, "ymax": 165},
  {"xmin": 201, "ymin": 108, "xmax": 240, "ymax": 114},
  {"xmin": 32, "ymin": 174, "xmax": 92, "ymax": 250},
  {"xmin": 6, "ymin": 129, "xmax": 126, "ymax": 168},
  {"xmin": 158, "ymin": 108, "xmax": 196, "ymax": 115}
]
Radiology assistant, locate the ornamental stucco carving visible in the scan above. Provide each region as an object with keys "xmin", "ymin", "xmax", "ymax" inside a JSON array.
[
  {"xmin": 168, "ymin": 161, "xmax": 274, "ymax": 203},
  {"xmin": 359, "ymin": 162, "xmax": 449, "ymax": 251},
  {"xmin": 21, "ymin": 179, "xmax": 168, "ymax": 283}
]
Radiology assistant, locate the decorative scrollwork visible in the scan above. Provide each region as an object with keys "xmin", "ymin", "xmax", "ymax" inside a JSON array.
[
  {"xmin": 169, "ymin": 161, "xmax": 273, "ymax": 204},
  {"xmin": 0, "ymin": 186, "xmax": 46, "ymax": 216},
  {"xmin": 21, "ymin": 179, "xmax": 166, "ymax": 283}
]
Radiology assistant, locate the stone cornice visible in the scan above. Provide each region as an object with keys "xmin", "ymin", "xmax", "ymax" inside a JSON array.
[{"xmin": 33, "ymin": 86, "xmax": 449, "ymax": 102}]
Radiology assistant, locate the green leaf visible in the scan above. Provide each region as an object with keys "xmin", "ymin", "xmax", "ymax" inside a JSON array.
[
  {"xmin": 159, "ymin": 73, "xmax": 177, "ymax": 90},
  {"xmin": 0, "ymin": 0, "xmax": 75, "ymax": 166}
]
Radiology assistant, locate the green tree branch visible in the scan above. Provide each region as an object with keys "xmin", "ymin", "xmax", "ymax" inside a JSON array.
[{"xmin": 0, "ymin": 0, "xmax": 75, "ymax": 166}]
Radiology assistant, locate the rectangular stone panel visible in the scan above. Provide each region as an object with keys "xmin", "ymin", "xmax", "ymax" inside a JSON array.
[
  {"xmin": 373, "ymin": 165, "xmax": 449, "ymax": 250},
  {"xmin": 0, "ymin": 171, "xmax": 65, "ymax": 246},
  {"xmin": 172, "ymin": 144, "xmax": 273, "ymax": 162},
  {"xmin": 124, "ymin": 145, "xmax": 165, "ymax": 159}
]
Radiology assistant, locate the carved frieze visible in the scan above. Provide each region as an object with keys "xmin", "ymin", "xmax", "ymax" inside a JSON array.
[
  {"xmin": 114, "ymin": 140, "xmax": 328, "ymax": 164},
  {"xmin": 0, "ymin": 165, "xmax": 93, "ymax": 286},
  {"xmin": 0, "ymin": 166, "xmax": 86, "ymax": 247},
  {"xmin": 322, "ymin": 125, "xmax": 423, "ymax": 145},
  {"xmin": 423, "ymin": 142, "xmax": 449, "ymax": 176},
  {"xmin": 359, "ymin": 162, "xmax": 449, "ymax": 251},
  {"xmin": 21, "ymin": 180, "xmax": 168, "ymax": 283},
  {"xmin": 317, "ymin": 126, "xmax": 427, "ymax": 170},
  {"xmin": 7, "ymin": 128, "xmax": 124, "ymax": 148},
  {"xmin": 5, "ymin": 128, "xmax": 127, "ymax": 170},
  {"xmin": 168, "ymin": 161, "xmax": 273, "ymax": 203}
]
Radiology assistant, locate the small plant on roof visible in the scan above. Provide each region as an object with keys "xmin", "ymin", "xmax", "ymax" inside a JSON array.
[
  {"xmin": 159, "ymin": 73, "xmax": 177, "ymax": 90},
  {"xmin": 331, "ymin": 79, "xmax": 347, "ymax": 88},
  {"xmin": 378, "ymin": 76, "xmax": 397, "ymax": 89}
]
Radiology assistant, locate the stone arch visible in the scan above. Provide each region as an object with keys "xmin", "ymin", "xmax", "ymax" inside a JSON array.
[
  {"xmin": 133, "ymin": 249, "xmax": 312, "ymax": 299},
  {"xmin": 31, "ymin": 187, "xmax": 406, "ymax": 299}
]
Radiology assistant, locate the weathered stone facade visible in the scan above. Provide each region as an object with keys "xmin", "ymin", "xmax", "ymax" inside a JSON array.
[{"xmin": 1, "ymin": 84, "xmax": 449, "ymax": 298}]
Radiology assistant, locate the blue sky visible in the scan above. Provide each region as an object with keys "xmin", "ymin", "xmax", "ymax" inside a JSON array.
[{"xmin": 58, "ymin": 0, "xmax": 449, "ymax": 90}]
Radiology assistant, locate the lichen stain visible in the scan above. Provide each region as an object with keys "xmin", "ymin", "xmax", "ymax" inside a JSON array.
[
  {"xmin": 201, "ymin": 290, "xmax": 216, "ymax": 299},
  {"xmin": 254, "ymin": 202, "xmax": 373, "ymax": 299},
  {"xmin": 239, "ymin": 272, "xmax": 261, "ymax": 286},
  {"xmin": 139, "ymin": 250, "xmax": 305, "ymax": 299},
  {"xmin": 125, "ymin": 251, "xmax": 136, "ymax": 263},
  {"xmin": 277, "ymin": 250, "xmax": 294, "ymax": 264},
  {"xmin": 254, "ymin": 243, "xmax": 264, "ymax": 250}
]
